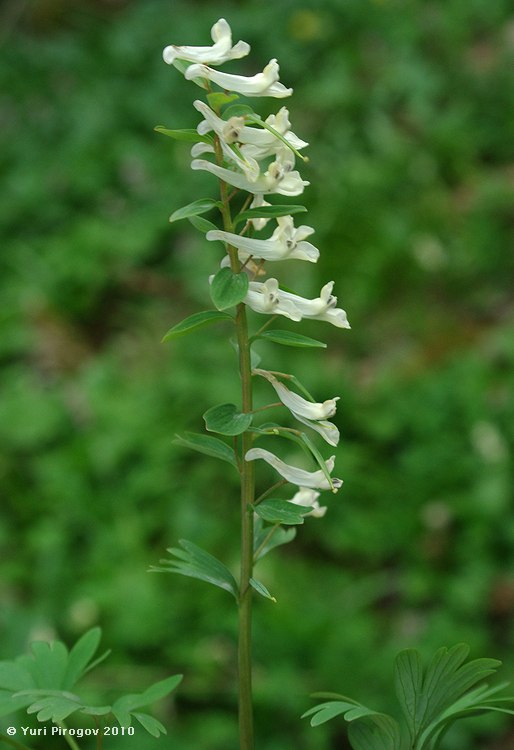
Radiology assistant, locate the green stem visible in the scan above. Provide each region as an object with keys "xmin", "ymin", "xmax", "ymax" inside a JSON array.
[
  {"xmin": 55, "ymin": 723, "xmax": 80, "ymax": 750},
  {"xmin": 254, "ymin": 480, "xmax": 288, "ymax": 506},
  {"xmin": 213, "ymin": 127, "xmax": 255, "ymax": 750},
  {"xmin": 0, "ymin": 734, "xmax": 33, "ymax": 750}
]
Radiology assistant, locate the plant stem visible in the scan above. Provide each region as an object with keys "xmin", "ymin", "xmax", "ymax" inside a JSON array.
[
  {"xmin": 213, "ymin": 129, "xmax": 255, "ymax": 750},
  {"xmin": 57, "ymin": 723, "xmax": 81, "ymax": 750}
]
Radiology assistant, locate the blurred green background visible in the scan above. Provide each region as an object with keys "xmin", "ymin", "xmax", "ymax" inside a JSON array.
[{"xmin": 1, "ymin": 0, "xmax": 513, "ymax": 748}]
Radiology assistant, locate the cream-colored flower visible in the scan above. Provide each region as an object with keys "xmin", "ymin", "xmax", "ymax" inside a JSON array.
[
  {"xmin": 207, "ymin": 216, "xmax": 319, "ymax": 263},
  {"xmin": 243, "ymin": 278, "xmax": 302, "ymax": 321},
  {"xmin": 245, "ymin": 448, "xmax": 342, "ymax": 492},
  {"xmin": 288, "ymin": 487, "xmax": 327, "ymax": 518},
  {"xmin": 185, "ymin": 58, "xmax": 292, "ymax": 98},
  {"xmin": 278, "ymin": 282, "xmax": 350, "ymax": 328},
  {"xmin": 248, "ymin": 194, "xmax": 271, "ymax": 230},
  {"xmin": 191, "ymin": 151, "xmax": 309, "ymax": 196},
  {"xmin": 253, "ymin": 369, "xmax": 340, "ymax": 446},
  {"xmin": 194, "ymin": 101, "xmax": 307, "ymax": 161},
  {"xmin": 163, "ymin": 18, "xmax": 250, "ymax": 66}
]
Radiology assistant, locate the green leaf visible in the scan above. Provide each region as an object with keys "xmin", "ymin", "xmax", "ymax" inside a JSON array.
[
  {"xmin": 207, "ymin": 92, "xmax": 239, "ymax": 110},
  {"xmin": 394, "ymin": 644, "xmax": 502, "ymax": 748},
  {"xmin": 151, "ymin": 540, "xmax": 238, "ymax": 599},
  {"xmin": 300, "ymin": 432, "xmax": 336, "ymax": 491},
  {"xmin": 210, "ymin": 267, "xmax": 249, "ymax": 311},
  {"xmin": 234, "ymin": 204, "xmax": 307, "ymax": 227},
  {"xmin": 249, "ymin": 578, "xmax": 276, "ymax": 602},
  {"xmin": 28, "ymin": 641, "xmax": 68, "ymax": 689},
  {"xmin": 188, "ymin": 215, "xmax": 219, "ymax": 233},
  {"xmin": 394, "ymin": 648, "xmax": 423, "ymax": 739},
  {"xmin": 162, "ymin": 311, "xmax": 232, "ymax": 342},
  {"xmin": 348, "ymin": 715, "xmax": 405, "ymax": 750},
  {"xmin": 169, "ymin": 198, "xmax": 220, "ymax": 223},
  {"xmin": 0, "ymin": 661, "xmax": 34, "ymax": 692},
  {"xmin": 253, "ymin": 518, "xmax": 296, "ymax": 561},
  {"xmin": 133, "ymin": 712, "xmax": 167, "ymax": 737},
  {"xmin": 173, "ymin": 432, "xmax": 237, "ymax": 468},
  {"xmin": 254, "ymin": 498, "xmax": 309, "ymax": 525},
  {"xmin": 256, "ymin": 330, "xmax": 326, "ymax": 348},
  {"xmin": 221, "ymin": 104, "xmax": 257, "ymax": 120},
  {"xmin": 154, "ymin": 126, "xmax": 212, "ymax": 144},
  {"xmin": 63, "ymin": 627, "xmax": 101, "ymax": 690},
  {"xmin": 203, "ymin": 403, "xmax": 252, "ymax": 436},
  {"xmin": 26, "ymin": 696, "xmax": 82, "ymax": 723},
  {"xmin": 112, "ymin": 675, "xmax": 182, "ymax": 717}
]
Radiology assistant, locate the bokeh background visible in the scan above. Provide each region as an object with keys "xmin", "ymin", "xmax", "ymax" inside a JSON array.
[{"xmin": 1, "ymin": 0, "xmax": 513, "ymax": 748}]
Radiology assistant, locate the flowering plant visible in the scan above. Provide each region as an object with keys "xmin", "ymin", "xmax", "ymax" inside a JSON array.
[{"xmin": 156, "ymin": 17, "xmax": 348, "ymax": 749}]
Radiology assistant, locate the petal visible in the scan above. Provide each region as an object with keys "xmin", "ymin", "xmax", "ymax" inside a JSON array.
[
  {"xmin": 245, "ymin": 448, "xmax": 342, "ymax": 491},
  {"xmin": 254, "ymin": 370, "xmax": 339, "ymax": 420},
  {"xmin": 185, "ymin": 59, "xmax": 293, "ymax": 98},
  {"xmin": 163, "ymin": 18, "xmax": 250, "ymax": 66}
]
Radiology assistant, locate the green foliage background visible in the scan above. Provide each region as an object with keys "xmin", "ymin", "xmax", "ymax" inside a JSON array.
[{"xmin": 1, "ymin": 0, "xmax": 513, "ymax": 747}]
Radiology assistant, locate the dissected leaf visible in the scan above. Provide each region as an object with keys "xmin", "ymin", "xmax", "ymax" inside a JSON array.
[
  {"xmin": 133, "ymin": 711, "xmax": 167, "ymax": 737},
  {"xmin": 63, "ymin": 627, "xmax": 102, "ymax": 690}
]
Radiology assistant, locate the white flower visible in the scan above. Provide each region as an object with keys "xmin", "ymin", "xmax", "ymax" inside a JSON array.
[
  {"xmin": 191, "ymin": 153, "xmax": 309, "ymax": 196},
  {"xmin": 245, "ymin": 448, "xmax": 342, "ymax": 492},
  {"xmin": 243, "ymin": 278, "xmax": 302, "ymax": 321},
  {"xmin": 278, "ymin": 282, "xmax": 350, "ymax": 328},
  {"xmin": 163, "ymin": 18, "xmax": 250, "ymax": 66},
  {"xmin": 248, "ymin": 194, "xmax": 271, "ymax": 230},
  {"xmin": 253, "ymin": 369, "xmax": 340, "ymax": 446},
  {"xmin": 194, "ymin": 101, "xmax": 308, "ymax": 161},
  {"xmin": 289, "ymin": 487, "xmax": 327, "ymax": 518},
  {"xmin": 185, "ymin": 58, "xmax": 292, "ymax": 98},
  {"xmin": 254, "ymin": 370, "xmax": 339, "ymax": 419},
  {"xmin": 206, "ymin": 216, "xmax": 319, "ymax": 263}
]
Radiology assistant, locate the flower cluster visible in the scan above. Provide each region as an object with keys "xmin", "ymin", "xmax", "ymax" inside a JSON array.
[{"xmin": 164, "ymin": 19, "xmax": 350, "ymax": 510}]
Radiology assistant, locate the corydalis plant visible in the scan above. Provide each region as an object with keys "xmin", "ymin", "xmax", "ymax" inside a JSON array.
[
  {"xmin": 303, "ymin": 644, "xmax": 514, "ymax": 750},
  {"xmin": 0, "ymin": 628, "xmax": 182, "ymax": 749},
  {"xmin": 154, "ymin": 18, "xmax": 349, "ymax": 750}
]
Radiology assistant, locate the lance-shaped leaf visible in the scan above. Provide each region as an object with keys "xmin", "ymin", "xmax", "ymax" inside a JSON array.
[
  {"xmin": 203, "ymin": 403, "xmax": 252, "ymax": 436},
  {"xmin": 234, "ymin": 204, "xmax": 307, "ymax": 228},
  {"xmin": 210, "ymin": 267, "xmax": 249, "ymax": 311},
  {"xmin": 188, "ymin": 215, "xmax": 219, "ymax": 233},
  {"xmin": 162, "ymin": 311, "xmax": 232, "ymax": 342},
  {"xmin": 169, "ymin": 198, "xmax": 221, "ymax": 223},
  {"xmin": 207, "ymin": 92, "xmax": 239, "ymax": 110},
  {"xmin": 249, "ymin": 578, "xmax": 276, "ymax": 602},
  {"xmin": 155, "ymin": 126, "xmax": 213, "ymax": 144},
  {"xmin": 256, "ymin": 330, "xmax": 326, "ymax": 348},
  {"xmin": 254, "ymin": 498, "xmax": 310, "ymax": 525},
  {"xmin": 173, "ymin": 432, "xmax": 237, "ymax": 468},
  {"xmin": 151, "ymin": 540, "xmax": 238, "ymax": 599},
  {"xmin": 253, "ymin": 517, "xmax": 296, "ymax": 561}
]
